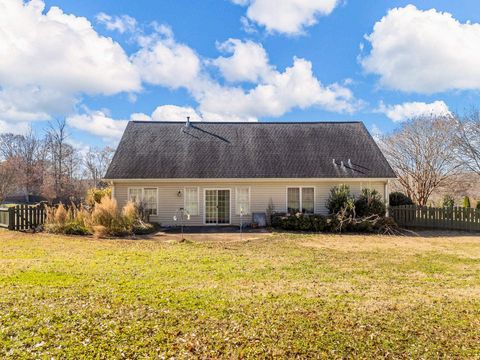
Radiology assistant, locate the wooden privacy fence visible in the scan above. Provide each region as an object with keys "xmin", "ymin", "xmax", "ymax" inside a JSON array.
[
  {"xmin": 390, "ymin": 205, "xmax": 480, "ymax": 232},
  {"xmin": 0, "ymin": 204, "xmax": 46, "ymax": 231}
]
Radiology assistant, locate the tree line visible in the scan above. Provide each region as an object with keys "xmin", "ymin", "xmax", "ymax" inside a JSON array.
[
  {"xmin": 379, "ymin": 109, "xmax": 480, "ymax": 206},
  {"xmin": 0, "ymin": 119, "xmax": 114, "ymax": 203}
]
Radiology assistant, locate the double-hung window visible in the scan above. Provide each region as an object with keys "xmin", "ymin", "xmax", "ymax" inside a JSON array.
[
  {"xmin": 128, "ymin": 188, "xmax": 143, "ymax": 204},
  {"xmin": 236, "ymin": 187, "xmax": 250, "ymax": 215},
  {"xmin": 143, "ymin": 188, "xmax": 158, "ymax": 215},
  {"xmin": 184, "ymin": 187, "xmax": 199, "ymax": 216},
  {"xmin": 128, "ymin": 188, "xmax": 158, "ymax": 215},
  {"xmin": 287, "ymin": 187, "xmax": 314, "ymax": 214}
]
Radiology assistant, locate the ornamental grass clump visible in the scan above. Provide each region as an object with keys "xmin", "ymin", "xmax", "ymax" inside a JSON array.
[
  {"xmin": 89, "ymin": 198, "xmax": 154, "ymax": 237},
  {"xmin": 90, "ymin": 196, "xmax": 128, "ymax": 237},
  {"xmin": 43, "ymin": 195, "xmax": 154, "ymax": 237},
  {"xmin": 44, "ymin": 203, "xmax": 90, "ymax": 235},
  {"xmin": 54, "ymin": 203, "xmax": 68, "ymax": 224}
]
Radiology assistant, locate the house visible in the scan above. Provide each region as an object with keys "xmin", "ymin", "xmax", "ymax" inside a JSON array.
[{"xmin": 105, "ymin": 120, "xmax": 396, "ymax": 226}]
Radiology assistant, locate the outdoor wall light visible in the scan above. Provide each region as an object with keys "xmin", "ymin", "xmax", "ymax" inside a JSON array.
[{"xmin": 177, "ymin": 190, "xmax": 182, "ymax": 197}]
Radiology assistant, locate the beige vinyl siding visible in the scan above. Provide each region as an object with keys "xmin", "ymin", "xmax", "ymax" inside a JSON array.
[{"xmin": 113, "ymin": 180, "xmax": 387, "ymax": 226}]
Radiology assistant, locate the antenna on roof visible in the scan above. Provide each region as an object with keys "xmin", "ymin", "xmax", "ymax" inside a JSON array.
[{"xmin": 186, "ymin": 116, "xmax": 191, "ymax": 127}]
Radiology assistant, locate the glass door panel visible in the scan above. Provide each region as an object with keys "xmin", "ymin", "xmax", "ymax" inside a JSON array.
[
  {"xmin": 217, "ymin": 190, "xmax": 230, "ymax": 224},
  {"xmin": 205, "ymin": 190, "xmax": 217, "ymax": 224}
]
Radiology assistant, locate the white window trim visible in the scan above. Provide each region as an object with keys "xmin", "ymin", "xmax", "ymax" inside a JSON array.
[
  {"xmin": 286, "ymin": 186, "xmax": 315, "ymax": 214},
  {"xmin": 235, "ymin": 186, "xmax": 251, "ymax": 215},
  {"xmin": 183, "ymin": 187, "xmax": 200, "ymax": 216},
  {"xmin": 127, "ymin": 187, "xmax": 158, "ymax": 216},
  {"xmin": 203, "ymin": 188, "xmax": 232, "ymax": 225}
]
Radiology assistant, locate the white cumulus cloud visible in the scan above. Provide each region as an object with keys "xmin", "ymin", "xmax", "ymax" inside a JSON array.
[
  {"xmin": 212, "ymin": 39, "xmax": 273, "ymax": 83},
  {"xmin": 96, "ymin": 12, "xmax": 137, "ymax": 34},
  {"xmin": 130, "ymin": 112, "xmax": 152, "ymax": 121},
  {"xmin": 232, "ymin": 0, "xmax": 340, "ymax": 35},
  {"xmin": 0, "ymin": 120, "xmax": 30, "ymax": 135},
  {"xmin": 132, "ymin": 31, "xmax": 201, "ymax": 89},
  {"xmin": 376, "ymin": 100, "xmax": 451, "ymax": 122},
  {"xmin": 362, "ymin": 5, "xmax": 480, "ymax": 93},
  {"xmin": 151, "ymin": 105, "xmax": 202, "ymax": 122},
  {"xmin": 67, "ymin": 110, "xmax": 130, "ymax": 141}
]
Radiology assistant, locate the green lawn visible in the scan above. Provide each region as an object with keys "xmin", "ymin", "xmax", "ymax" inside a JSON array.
[{"xmin": 0, "ymin": 231, "xmax": 479, "ymax": 358}]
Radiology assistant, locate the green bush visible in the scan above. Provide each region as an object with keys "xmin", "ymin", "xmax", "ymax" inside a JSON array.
[
  {"xmin": 463, "ymin": 196, "xmax": 471, "ymax": 208},
  {"xmin": 271, "ymin": 213, "xmax": 329, "ymax": 232},
  {"xmin": 310, "ymin": 215, "xmax": 329, "ymax": 232},
  {"xmin": 354, "ymin": 188, "xmax": 386, "ymax": 217},
  {"xmin": 271, "ymin": 212, "xmax": 397, "ymax": 234},
  {"xmin": 477, "ymin": 202, "xmax": 480, "ymax": 210},
  {"xmin": 63, "ymin": 221, "xmax": 90, "ymax": 235},
  {"xmin": 389, "ymin": 192, "xmax": 414, "ymax": 206},
  {"xmin": 442, "ymin": 195, "xmax": 455, "ymax": 208},
  {"xmin": 326, "ymin": 185, "xmax": 354, "ymax": 215}
]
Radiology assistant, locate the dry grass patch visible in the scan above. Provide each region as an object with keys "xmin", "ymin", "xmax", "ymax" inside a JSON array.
[{"xmin": 0, "ymin": 231, "xmax": 479, "ymax": 358}]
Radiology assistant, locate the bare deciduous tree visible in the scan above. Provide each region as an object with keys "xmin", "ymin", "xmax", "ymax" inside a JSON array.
[
  {"xmin": 0, "ymin": 130, "xmax": 46, "ymax": 197},
  {"xmin": 84, "ymin": 146, "xmax": 115, "ymax": 188},
  {"xmin": 455, "ymin": 109, "xmax": 480, "ymax": 176},
  {"xmin": 45, "ymin": 119, "xmax": 79, "ymax": 200},
  {"xmin": 46, "ymin": 119, "xmax": 67, "ymax": 197},
  {"xmin": 0, "ymin": 133, "xmax": 23, "ymax": 159},
  {"xmin": 380, "ymin": 116, "xmax": 460, "ymax": 206},
  {"xmin": 0, "ymin": 160, "xmax": 16, "ymax": 202}
]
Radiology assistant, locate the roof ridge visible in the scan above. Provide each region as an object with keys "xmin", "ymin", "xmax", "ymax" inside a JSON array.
[{"xmin": 130, "ymin": 121, "xmax": 363, "ymax": 124}]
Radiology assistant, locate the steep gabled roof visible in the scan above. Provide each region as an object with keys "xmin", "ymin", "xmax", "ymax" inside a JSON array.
[{"xmin": 105, "ymin": 121, "xmax": 396, "ymax": 179}]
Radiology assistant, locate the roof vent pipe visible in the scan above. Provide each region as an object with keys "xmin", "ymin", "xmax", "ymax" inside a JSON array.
[
  {"xmin": 186, "ymin": 116, "xmax": 191, "ymax": 127},
  {"xmin": 332, "ymin": 158, "xmax": 336, "ymax": 165},
  {"xmin": 348, "ymin": 159, "xmax": 352, "ymax": 167}
]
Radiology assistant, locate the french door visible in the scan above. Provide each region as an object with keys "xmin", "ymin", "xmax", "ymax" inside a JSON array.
[{"xmin": 205, "ymin": 189, "xmax": 230, "ymax": 224}]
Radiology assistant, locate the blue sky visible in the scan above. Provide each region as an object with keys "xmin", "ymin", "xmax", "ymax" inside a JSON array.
[{"xmin": 1, "ymin": 0, "xmax": 480, "ymax": 148}]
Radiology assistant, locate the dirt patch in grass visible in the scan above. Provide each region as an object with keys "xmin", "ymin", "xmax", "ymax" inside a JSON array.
[{"xmin": 0, "ymin": 231, "xmax": 479, "ymax": 358}]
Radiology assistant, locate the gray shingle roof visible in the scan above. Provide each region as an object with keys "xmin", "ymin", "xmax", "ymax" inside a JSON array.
[{"xmin": 105, "ymin": 121, "xmax": 396, "ymax": 179}]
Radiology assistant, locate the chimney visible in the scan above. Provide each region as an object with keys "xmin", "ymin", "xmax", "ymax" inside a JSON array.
[{"xmin": 186, "ymin": 116, "xmax": 191, "ymax": 127}]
